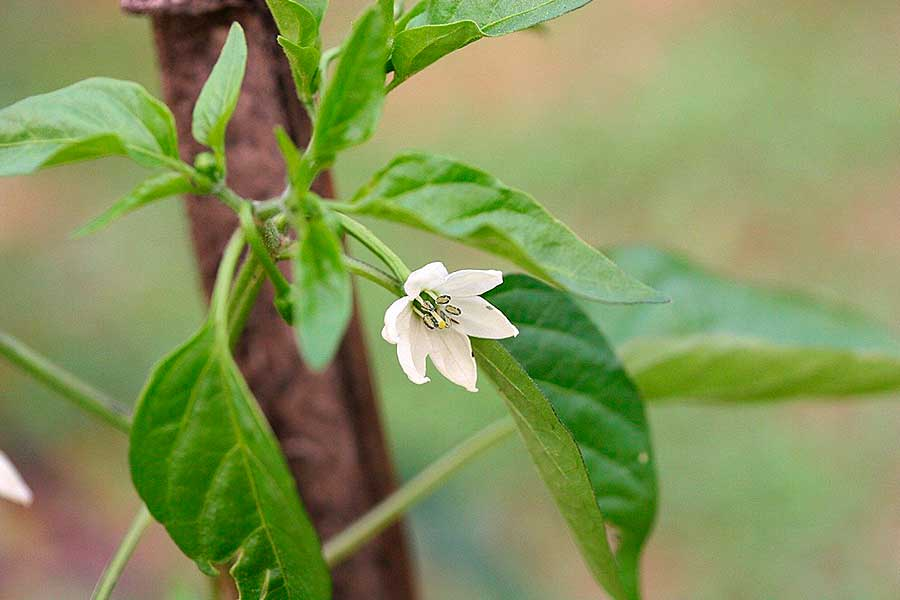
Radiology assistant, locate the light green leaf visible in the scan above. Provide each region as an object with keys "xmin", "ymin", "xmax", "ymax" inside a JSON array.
[
  {"xmin": 192, "ymin": 23, "xmax": 247, "ymax": 161},
  {"xmin": 0, "ymin": 78, "xmax": 180, "ymax": 176},
  {"xmin": 130, "ymin": 325, "xmax": 331, "ymax": 599},
  {"xmin": 350, "ymin": 152, "xmax": 666, "ymax": 305},
  {"xmin": 278, "ymin": 37, "xmax": 321, "ymax": 102},
  {"xmin": 485, "ymin": 275, "xmax": 656, "ymax": 598},
  {"xmin": 311, "ymin": 4, "xmax": 391, "ymax": 165},
  {"xmin": 73, "ymin": 172, "xmax": 194, "ymax": 237},
  {"xmin": 474, "ymin": 338, "xmax": 627, "ymax": 600},
  {"xmin": 586, "ymin": 246, "xmax": 900, "ymax": 402},
  {"xmin": 391, "ymin": 21, "xmax": 483, "ymax": 85},
  {"xmin": 390, "ymin": 0, "xmax": 592, "ymax": 83},
  {"xmin": 267, "ymin": 0, "xmax": 323, "ymax": 44},
  {"xmin": 292, "ymin": 216, "xmax": 353, "ymax": 371}
]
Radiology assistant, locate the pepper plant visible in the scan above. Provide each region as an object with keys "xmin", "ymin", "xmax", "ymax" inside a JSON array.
[{"xmin": 2, "ymin": 1, "xmax": 899, "ymax": 599}]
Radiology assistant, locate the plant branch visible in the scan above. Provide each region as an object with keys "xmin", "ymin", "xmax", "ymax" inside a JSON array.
[
  {"xmin": 343, "ymin": 255, "xmax": 403, "ymax": 296},
  {"xmin": 0, "ymin": 331, "xmax": 131, "ymax": 433},
  {"xmin": 91, "ymin": 504, "xmax": 153, "ymax": 600},
  {"xmin": 335, "ymin": 213, "xmax": 411, "ymax": 281},
  {"xmin": 323, "ymin": 416, "xmax": 517, "ymax": 568}
]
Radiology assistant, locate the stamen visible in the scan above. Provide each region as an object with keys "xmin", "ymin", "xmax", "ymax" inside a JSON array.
[
  {"xmin": 435, "ymin": 295, "xmax": 451, "ymax": 305},
  {"xmin": 444, "ymin": 305, "xmax": 461, "ymax": 316}
]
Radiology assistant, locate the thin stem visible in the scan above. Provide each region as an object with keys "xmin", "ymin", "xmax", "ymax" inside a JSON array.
[
  {"xmin": 238, "ymin": 204, "xmax": 292, "ymax": 298},
  {"xmin": 335, "ymin": 213, "xmax": 411, "ymax": 281},
  {"xmin": 227, "ymin": 255, "xmax": 267, "ymax": 349},
  {"xmin": 211, "ymin": 230, "xmax": 246, "ymax": 339},
  {"xmin": 0, "ymin": 332, "xmax": 131, "ymax": 433},
  {"xmin": 343, "ymin": 255, "xmax": 403, "ymax": 296},
  {"xmin": 91, "ymin": 504, "xmax": 153, "ymax": 600},
  {"xmin": 323, "ymin": 417, "xmax": 517, "ymax": 567},
  {"xmin": 253, "ymin": 197, "xmax": 286, "ymax": 220},
  {"xmin": 212, "ymin": 185, "xmax": 246, "ymax": 213}
]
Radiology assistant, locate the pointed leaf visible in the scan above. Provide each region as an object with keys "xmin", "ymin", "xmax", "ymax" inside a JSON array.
[
  {"xmin": 0, "ymin": 78, "xmax": 180, "ymax": 175},
  {"xmin": 474, "ymin": 338, "xmax": 627, "ymax": 600},
  {"xmin": 351, "ymin": 153, "xmax": 666, "ymax": 304},
  {"xmin": 586, "ymin": 246, "xmax": 900, "ymax": 402},
  {"xmin": 73, "ymin": 172, "xmax": 194, "ymax": 237},
  {"xmin": 391, "ymin": 21, "xmax": 483, "ymax": 84},
  {"xmin": 485, "ymin": 275, "xmax": 656, "ymax": 598},
  {"xmin": 311, "ymin": 4, "xmax": 391, "ymax": 164},
  {"xmin": 278, "ymin": 36, "xmax": 321, "ymax": 103},
  {"xmin": 293, "ymin": 216, "xmax": 353, "ymax": 370},
  {"xmin": 192, "ymin": 23, "xmax": 247, "ymax": 161},
  {"xmin": 129, "ymin": 323, "xmax": 331, "ymax": 599}
]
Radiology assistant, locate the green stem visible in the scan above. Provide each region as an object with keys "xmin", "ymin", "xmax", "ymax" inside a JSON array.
[
  {"xmin": 213, "ymin": 185, "xmax": 247, "ymax": 213},
  {"xmin": 211, "ymin": 230, "xmax": 246, "ymax": 340},
  {"xmin": 238, "ymin": 204, "xmax": 292, "ymax": 299},
  {"xmin": 0, "ymin": 331, "xmax": 131, "ymax": 433},
  {"xmin": 343, "ymin": 255, "xmax": 403, "ymax": 296},
  {"xmin": 323, "ymin": 417, "xmax": 517, "ymax": 567},
  {"xmin": 91, "ymin": 504, "xmax": 153, "ymax": 600},
  {"xmin": 334, "ymin": 213, "xmax": 411, "ymax": 281},
  {"xmin": 227, "ymin": 255, "xmax": 267, "ymax": 349}
]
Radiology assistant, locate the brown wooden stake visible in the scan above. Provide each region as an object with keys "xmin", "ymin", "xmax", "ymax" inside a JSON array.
[{"xmin": 120, "ymin": 2, "xmax": 417, "ymax": 598}]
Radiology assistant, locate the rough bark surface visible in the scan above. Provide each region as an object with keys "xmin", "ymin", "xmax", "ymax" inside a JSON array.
[{"xmin": 121, "ymin": 2, "xmax": 418, "ymax": 598}]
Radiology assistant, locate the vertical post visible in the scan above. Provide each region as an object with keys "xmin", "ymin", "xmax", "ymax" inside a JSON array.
[{"xmin": 120, "ymin": 2, "xmax": 417, "ymax": 599}]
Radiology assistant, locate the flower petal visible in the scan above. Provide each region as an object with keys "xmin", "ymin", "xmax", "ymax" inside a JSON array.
[
  {"xmin": 0, "ymin": 451, "xmax": 32, "ymax": 506},
  {"xmin": 437, "ymin": 269, "xmax": 503, "ymax": 297},
  {"xmin": 404, "ymin": 262, "xmax": 449, "ymax": 296},
  {"xmin": 396, "ymin": 315, "xmax": 430, "ymax": 385},
  {"xmin": 452, "ymin": 296, "xmax": 519, "ymax": 340},
  {"xmin": 382, "ymin": 296, "xmax": 412, "ymax": 344},
  {"xmin": 426, "ymin": 328, "xmax": 478, "ymax": 392}
]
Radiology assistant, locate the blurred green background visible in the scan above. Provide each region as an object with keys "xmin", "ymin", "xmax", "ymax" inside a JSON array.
[{"xmin": 1, "ymin": 1, "xmax": 898, "ymax": 598}]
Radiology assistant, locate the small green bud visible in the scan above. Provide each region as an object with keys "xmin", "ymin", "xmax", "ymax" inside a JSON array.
[{"xmin": 193, "ymin": 152, "xmax": 221, "ymax": 179}]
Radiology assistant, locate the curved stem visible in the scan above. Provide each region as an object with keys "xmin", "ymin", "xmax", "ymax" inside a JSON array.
[
  {"xmin": 343, "ymin": 255, "xmax": 403, "ymax": 296},
  {"xmin": 0, "ymin": 332, "xmax": 131, "ymax": 433},
  {"xmin": 227, "ymin": 255, "xmax": 267, "ymax": 349},
  {"xmin": 238, "ymin": 204, "xmax": 291, "ymax": 298},
  {"xmin": 335, "ymin": 213, "xmax": 411, "ymax": 281},
  {"xmin": 323, "ymin": 416, "xmax": 517, "ymax": 568},
  {"xmin": 91, "ymin": 504, "xmax": 153, "ymax": 600},
  {"xmin": 211, "ymin": 230, "xmax": 246, "ymax": 339}
]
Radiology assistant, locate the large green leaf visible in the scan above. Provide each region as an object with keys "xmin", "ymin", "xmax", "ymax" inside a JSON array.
[
  {"xmin": 391, "ymin": 0, "xmax": 592, "ymax": 83},
  {"xmin": 130, "ymin": 323, "xmax": 331, "ymax": 599},
  {"xmin": 350, "ymin": 152, "xmax": 666, "ymax": 305},
  {"xmin": 0, "ymin": 78, "xmax": 180, "ymax": 176},
  {"xmin": 484, "ymin": 275, "xmax": 656, "ymax": 598},
  {"xmin": 310, "ymin": 4, "xmax": 391, "ymax": 164},
  {"xmin": 73, "ymin": 172, "xmax": 194, "ymax": 237},
  {"xmin": 292, "ymin": 216, "xmax": 353, "ymax": 371},
  {"xmin": 474, "ymin": 339, "xmax": 627, "ymax": 600},
  {"xmin": 192, "ymin": 23, "xmax": 247, "ymax": 162},
  {"xmin": 586, "ymin": 246, "xmax": 900, "ymax": 402}
]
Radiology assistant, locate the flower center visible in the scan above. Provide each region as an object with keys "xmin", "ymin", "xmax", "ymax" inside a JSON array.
[{"xmin": 412, "ymin": 291, "xmax": 462, "ymax": 330}]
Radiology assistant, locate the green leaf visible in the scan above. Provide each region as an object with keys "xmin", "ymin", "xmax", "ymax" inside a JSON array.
[
  {"xmin": 130, "ymin": 325, "xmax": 331, "ymax": 599},
  {"xmin": 278, "ymin": 37, "xmax": 321, "ymax": 102},
  {"xmin": 585, "ymin": 246, "xmax": 900, "ymax": 402},
  {"xmin": 390, "ymin": 0, "xmax": 592, "ymax": 83},
  {"xmin": 474, "ymin": 338, "xmax": 627, "ymax": 600},
  {"xmin": 391, "ymin": 21, "xmax": 483, "ymax": 85},
  {"xmin": 267, "ymin": 0, "xmax": 324, "ymax": 44},
  {"xmin": 0, "ymin": 77, "xmax": 180, "ymax": 176},
  {"xmin": 350, "ymin": 152, "xmax": 666, "ymax": 305},
  {"xmin": 485, "ymin": 275, "xmax": 656, "ymax": 598},
  {"xmin": 192, "ymin": 23, "xmax": 247, "ymax": 162},
  {"xmin": 311, "ymin": 4, "xmax": 391, "ymax": 165},
  {"xmin": 73, "ymin": 172, "xmax": 194, "ymax": 237},
  {"xmin": 292, "ymin": 215, "xmax": 353, "ymax": 371}
]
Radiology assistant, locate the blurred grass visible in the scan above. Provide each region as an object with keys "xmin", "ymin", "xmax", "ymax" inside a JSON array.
[{"xmin": 1, "ymin": 0, "xmax": 898, "ymax": 598}]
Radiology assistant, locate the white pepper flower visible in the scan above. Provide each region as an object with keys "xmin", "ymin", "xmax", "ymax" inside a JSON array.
[
  {"xmin": 382, "ymin": 262, "xmax": 519, "ymax": 392},
  {"xmin": 0, "ymin": 451, "xmax": 32, "ymax": 506}
]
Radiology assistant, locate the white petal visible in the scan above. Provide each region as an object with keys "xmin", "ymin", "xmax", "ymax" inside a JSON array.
[
  {"xmin": 382, "ymin": 296, "xmax": 412, "ymax": 344},
  {"xmin": 396, "ymin": 315, "xmax": 431, "ymax": 385},
  {"xmin": 426, "ymin": 328, "xmax": 478, "ymax": 392},
  {"xmin": 404, "ymin": 262, "xmax": 449, "ymax": 296},
  {"xmin": 0, "ymin": 451, "xmax": 32, "ymax": 506},
  {"xmin": 452, "ymin": 296, "xmax": 519, "ymax": 340},
  {"xmin": 437, "ymin": 269, "xmax": 503, "ymax": 297}
]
